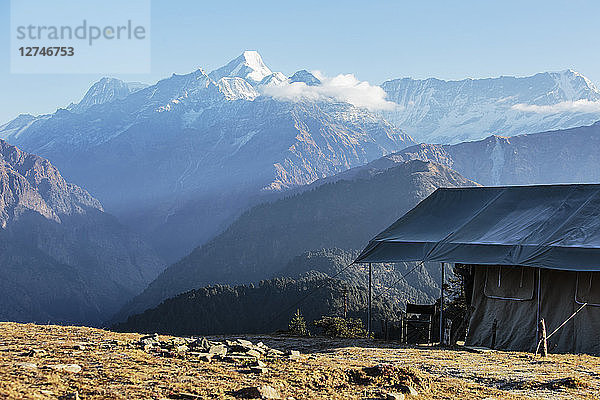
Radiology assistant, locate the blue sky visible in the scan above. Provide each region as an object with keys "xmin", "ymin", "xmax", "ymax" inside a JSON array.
[{"xmin": 1, "ymin": 0, "xmax": 599, "ymax": 123}]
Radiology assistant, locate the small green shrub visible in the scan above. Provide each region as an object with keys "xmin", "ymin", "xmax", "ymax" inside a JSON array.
[
  {"xmin": 313, "ymin": 316, "xmax": 367, "ymax": 338},
  {"xmin": 288, "ymin": 309, "xmax": 310, "ymax": 336}
]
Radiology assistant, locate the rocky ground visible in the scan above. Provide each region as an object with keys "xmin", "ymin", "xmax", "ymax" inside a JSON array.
[{"xmin": 0, "ymin": 322, "xmax": 598, "ymax": 399}]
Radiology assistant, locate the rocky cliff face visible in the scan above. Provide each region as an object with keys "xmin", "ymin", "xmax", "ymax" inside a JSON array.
[
  {"xmin": 0, "ymin": 140, "xmax": 164, "ymax": 325},
  {"xmin": 0, "ymin": 139, "xmax": 102, "ymax": 227}
]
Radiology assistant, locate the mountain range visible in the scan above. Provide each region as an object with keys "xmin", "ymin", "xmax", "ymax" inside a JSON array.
[
  {"xmin": 331, "ymin": 121, "xmax": 600, "ymax": 186},
  {"xmin": 0, "ymin": 51, "xmax": 413, "ymax": 262},
  {"xmin": 113, "ymin": 160, "xmax": 475, "ymax": 321},
  {"xmin": 0, "ymin": 139, "xmax": 164, "ymax": 325},
  {"xmin": 1, "ymin": 51, "xmax": 600, "ymax": 328},
  {"xmin": 3, "ymin": 52, "xmax": 600, "ymax": 263},
  {"xmin": 380, "ymin": 69, "xmax": 600, "ymax": 144}
]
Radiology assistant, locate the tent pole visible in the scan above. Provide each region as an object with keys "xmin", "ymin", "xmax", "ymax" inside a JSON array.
[
  {"xmin": 440, "ymin": 262, "xmax": 444, "ymax": 345},
  {"xmin": 536, "ymin": 267, "xmax": 541, "ymax": 345},
  {"xmin": 368, "ymin": 263, "xmax": 372, "ymax": 338}
]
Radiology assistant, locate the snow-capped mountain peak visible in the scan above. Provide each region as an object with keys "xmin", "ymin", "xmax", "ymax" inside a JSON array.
[
  {"xmin": 289, "ymin": 70, "xmax": 321, "ymax": 86},
  {"xmin": 68, "ymin": 77, "xmax": 148, "ymax": 113},
  {"xmin": 209, "ymin": 50, "xmax": 273, "ymax": 83}
]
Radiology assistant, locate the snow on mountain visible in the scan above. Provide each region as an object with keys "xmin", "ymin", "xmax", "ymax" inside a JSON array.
[
  {"xmin": 68, "ymin": 77, "xmax": 148, "ymax": 113},
  {"xmin": 209, "ymin": 50, "xmax": 273, "ymax": 83},
  {"xmin": 217, "ymin": 77, "xmax": 259, "ymax": 100},
  {"xmin": 290, "ymin": 70, "xmax": 321, "ymax": 86},
  {"xmin": 258, "ymin": 72, "xmax": 288, "ymax": 87},
  {"xmin": 381, "ymin": 69, "xmax": 600, "ymax": 143}
]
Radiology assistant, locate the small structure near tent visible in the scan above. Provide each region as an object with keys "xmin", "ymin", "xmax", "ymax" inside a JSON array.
[{"xmin": 355, "ymin": 184, "xmax": 600, "ymax": 354}]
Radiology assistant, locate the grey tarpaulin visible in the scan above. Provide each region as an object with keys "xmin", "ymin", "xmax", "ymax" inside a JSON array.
[{"xmin": 355, "ymin": 184, "xmax": 600, "ymax": 271}]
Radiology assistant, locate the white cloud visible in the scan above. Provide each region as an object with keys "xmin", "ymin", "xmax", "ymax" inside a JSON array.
[
  {"xmin": 261, "ymin": 71, "xmax": 398, "ymax": 111},
  {"xmin": 511, "ymin": 100, "xmax": 600, "ymax": 114}
]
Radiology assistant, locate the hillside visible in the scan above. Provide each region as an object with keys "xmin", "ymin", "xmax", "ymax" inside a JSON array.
[
  {"xmin": 0, "ymin": 140, "xmax": 164, "ymax": 325},
  {"xmin": 115, "ymin": 160, "xmax": 475, "ymax": 321},
  {"xmin": 331, "ymin": 122, "xmax": 600, "ymax": 187},
  {"xmin": 1, "ymin": 322, "xmax": 598, "ymax": 400},
  {"xmin": 276, "ymin": 248, "xmax": 441, "ymax": 306},
  {"xmin": 113, "ymin": 273, "xmax": 398, "ymax": 336}
]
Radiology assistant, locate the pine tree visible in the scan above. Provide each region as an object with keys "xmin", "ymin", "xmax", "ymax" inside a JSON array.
[{"xmin": 288, "ymin": 309, "xmax": 309, "ymax": 336}]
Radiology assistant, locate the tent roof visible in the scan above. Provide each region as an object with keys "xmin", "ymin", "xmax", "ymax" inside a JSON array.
[{"xmin": 355, "ymin": 184, "xmax": 600, "ymax": 271}]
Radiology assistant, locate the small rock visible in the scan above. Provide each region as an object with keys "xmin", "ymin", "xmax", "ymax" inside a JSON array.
[
  {"xmin": 208, "ymin": 344, "xmax": 227, "ymax": 357},
  {"xmin": 190, "ymin": 352, "xmax": 213, "ymax": 362},
  {"xmin": 224, "ymin": 354, "xmax": 256, "ymax": 363},
  {"xmin": 48, "ymin": 364, "xmax": 82, "ymax": 373},
  {"xmin": 386, "ymin": 393, "xmax": 405, "ymax": 400},
  {"xmin": 234, "ymin": 385, "xmax": 281, "ymax": 399},
  {"xmin": 288, "ymin": 350, "xmax": 300, "ymax": 357},
  {"xmin": 173, "ymin": 393, "xmax": 201, "ymax": 399},
  {"xmin": 250, "ymin": 366, "xmax": 269, "ymax": 374},
  {"xmin": 190, "ymin": 337, "xmax": 209, "ymax": 351},
  {"xmin": 237, "ymin": 339, "xmax": 254, "ymax": 347},
  {"xmin": 175, "ymin": 344, "xmax": 189, "ymax": 353},
  {"xmin": 397, "ymin": 385, "xmax": 418, "ymax": 396},
  {"xmin": 58, "ymin": 392, "xmax": 80, "ymax": 400},
  {"xmin": 253, "ymin": 360, "xmax": 267, "ymax": 368},
  {"xmin": 246, "ymin": 349, "xmax": 262, "ymax": 359},
  {"xmin": 15, "ymin": 362, "xmax": 38, "ymax": 369},
  {"xmin": 21, "ymin": 348, "xmax": 46, "ymax": 357},
  {"xmin": 140, "ymin": 333, "xmax": 159, "ymax": 341}
]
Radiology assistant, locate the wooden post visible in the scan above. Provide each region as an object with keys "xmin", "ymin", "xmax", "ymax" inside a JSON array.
[
  {"xmin": 491, "ymin": 319, "xmax": 498, "ymax": 349},
  {"xmin": 539, "ymin": 318, "xmax": 548, "ymax": 357},
  {"xmin": 385, "ymin": 319, "xmax": 389, "ymax": 341},
  {"xmin": 428, "ymin": 314, "xmax": 432, "ymax": 345},
  {"xmin": 368, "ymin": 263, "xmax": 372, "ymax": 338},
  {"xmin": 343, "ymin": 288, "xmax": 348, "ymax": 319},
  {"xmin": 440, "ymin": 262, "xmax": 445, "ymax": 345}
]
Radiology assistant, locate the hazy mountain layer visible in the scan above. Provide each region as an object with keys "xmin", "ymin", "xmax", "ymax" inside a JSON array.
[
  {"xmin": 0, "ymin": 139, "xmax": 164, "ymax": 325},
  {"xmin": 114, "ymin": 160, "xmax": 475, "ymax": 321},
  {"xmin": 337, "ymin": 122, "xmax": 600, "ymax": 186}
]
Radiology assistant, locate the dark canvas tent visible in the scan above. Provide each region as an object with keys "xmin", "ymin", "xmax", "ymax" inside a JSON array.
[{"xmin": 356, "ymin": 184, "xmax": 600, "ymax": 354}]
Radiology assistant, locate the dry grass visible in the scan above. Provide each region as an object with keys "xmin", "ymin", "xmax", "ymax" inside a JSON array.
[{"xmin": 0, "ymin": 322, "xmax": 599, "ymax": 399}]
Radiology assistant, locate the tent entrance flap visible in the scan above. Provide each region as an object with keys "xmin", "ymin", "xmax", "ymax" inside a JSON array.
[{"xmin": 575, "ymin": 272, "xmax": 600, "ymax": 306}]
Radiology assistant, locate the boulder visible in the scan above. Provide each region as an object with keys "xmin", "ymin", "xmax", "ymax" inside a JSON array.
[
  {"xmin": 234, "ymin": 385, "xmax": 281, "ymax": 399},
  {"xmin": 48, "ymin": 364, "xmax": 82, "ymax": 373},
  {"xmin": 386, "ymin": 393, "xmax": 405, "ymax": 400},
  {"xmin": 208, "ymin": 344, "xmax": 228, "ymax": 357}
]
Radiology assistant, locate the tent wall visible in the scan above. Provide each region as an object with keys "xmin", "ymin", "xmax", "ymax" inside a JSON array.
[{"xmin": 466, "ymin": 265, "xmax": 600, "ymax": 354}]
